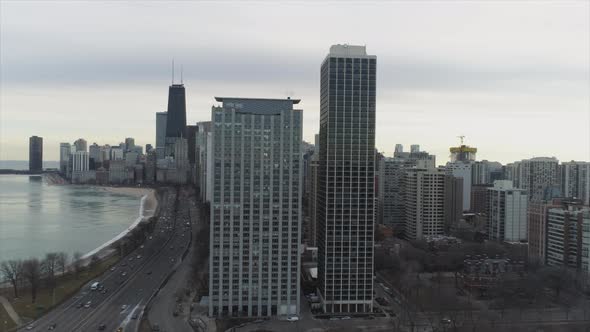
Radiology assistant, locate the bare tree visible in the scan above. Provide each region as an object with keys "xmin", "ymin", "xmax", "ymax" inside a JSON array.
[
  {"xmin": 89, "ymin": 255, "xmax": 100, "ymax": 271},
  {"xmin": 72, "ymin": 251, "xmax": 83, "ymax": 278},
  {"xmin": 42, "ymin": 253, "xmax": 59, "ymax": 289},
  {"xmin": 22, "ymin": 258, "xmax": 42, "ymax": 303},
  {"xmin": 56, "ymin": 252, "xmax": 68, "ymax": 275},
  {"xmin": 1, "ymin": 260, "xmax": 23, "ymax": 298}
]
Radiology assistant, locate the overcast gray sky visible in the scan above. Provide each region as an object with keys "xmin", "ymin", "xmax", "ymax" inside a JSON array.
[{"xmin": 1, "ymin": 1, "xmax": 589, "ymax": 164}]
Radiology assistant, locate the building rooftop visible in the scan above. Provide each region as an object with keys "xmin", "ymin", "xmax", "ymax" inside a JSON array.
[{"xmin": 214, "ymin": 97, "xmax": 300, "ymax": 104}]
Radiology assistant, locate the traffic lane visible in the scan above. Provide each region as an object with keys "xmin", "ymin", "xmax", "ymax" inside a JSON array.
[
  {"xmin": 22, "ymin": 191, "xmax": 177, "ymax": 331},
  {"xmin": 77, "ymin": 207, "xmax": 191, "ymax": 330}
]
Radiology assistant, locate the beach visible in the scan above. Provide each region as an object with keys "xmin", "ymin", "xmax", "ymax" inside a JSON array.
[{"xmin": 81, "ymin": 186, "xmax": 159, "ymax": 260}]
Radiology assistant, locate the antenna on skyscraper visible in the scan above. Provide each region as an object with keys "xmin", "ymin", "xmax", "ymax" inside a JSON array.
[
  {"xmin": 181, "ymin": 64, "xmax": 183, "ymax": 84},
  {"xmin": 172, "ymin": 59, "xmax": 175, "ymax": 84}
]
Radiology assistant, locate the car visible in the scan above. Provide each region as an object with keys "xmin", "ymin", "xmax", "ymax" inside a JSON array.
[
  {"xmin": 152, "ymin": 324, "xmax": 160, "ymax": 331},
  {"xmin": 173, "ymin": 310, "xmax": 179, "ymax": 317},
  {"xmin": 98, "ymin": 323, "xmax": 107, "ymax": 330},
  {"xmin": 25, "ymin": 325, "xmax": 35, "ymax": 330},
  {"xmin": 101, "ymin": 289, "xmax": 107, "ymax": 294},
  {"xmin": 128, "ymin": 257, "xmax": 134, "ymax": 261},
  {"xmin": 121, "ymin": 262, "xmax": 127, "ymax": 267},
  {"xmin": 341, "ymin": 316, "xmax": 351, "ymax": 320},
  {"xmin": 116, "ymin": 328, "xmax": 123, "ymax": 332},
  {"xmin": 121, "ymin": 272, "xmax": 127, "ymax": 277},
  {"xmin": 132, "ymin": 312, "xmax": 139, "ymax": 320},
  {"xmin": 110, "ymin": 267, "xmax": 116, "ymax": 271},
  {"xmin": 136, "ymin": 255, "xmax": 141, "ymax": 259},
  {"xmin": 47, "ymin": 323, "xmax": 57, "ymax": 330},
  {"xmin": 329, "ymin": 317, "xmax": 340, "ymax": 321},
  {"xmin": 286, "ymin": 316, "xmax": 299, "ymax": 322},
  {"xmin": 76, "ymin": 302, "xmax": 83, "ymax": 308},
  {"xmin": 146, "ymin": 271, "xmax": 152, "ymax": 275},
  {"xmin": 140, "ymin": 245, "xmax": 144, "ymax": 249},
  {"xmin": 121, "ymin": 305, "xmax": 128, "ymax": 311},
  {"xmin": 441, "ymin": 317, "xmax": 452, "ymax": 324},
  {"xmin": 148, "ymin": 236, "xmax": 153, "ymax": 240},
  {"xmin": 84, "ymin": 301, "xmax": 92, "ymax": 308}
]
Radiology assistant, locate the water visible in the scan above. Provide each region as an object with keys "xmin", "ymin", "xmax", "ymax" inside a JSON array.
[
  {"xmin": 0, "ymin": 160, "xmax": 59, "ymax": 170},
  {"xmin": 0, "ymin": 175, "xmax": 142, "ymax": 262}
]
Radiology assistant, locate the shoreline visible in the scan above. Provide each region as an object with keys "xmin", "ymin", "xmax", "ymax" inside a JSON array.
[{"xmin": 81, "ymin": 186, "xmax": 158, "ymax": 260}]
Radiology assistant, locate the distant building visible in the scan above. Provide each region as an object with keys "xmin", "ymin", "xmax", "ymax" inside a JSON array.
[
  {"xmin": 89, "ymin": 143, "xmax": 101, "ymax": 168},
  {"xmin": 404, "ymin": 168, "xmax": 446, "ymax": 240},
  {"xmin": 109, "ymin": 160, "xmax": 126, "ymax": 184},
  {"xmin": 472, "ymin": 160, "xmax": 503, "ymax": 185},
  {"xmin": 196, "ymin": 121, "xmax": 212, "ymax": 200},
  {"xmin": 174, "ymin": 137, "xmax": 189, "ymax": 184},
  {"xmin": 59, "ymin": 142, "xmax": 71, "ymax": 174},
  {"xmin": 515, "ymin": 157, "xmax": 559, "ymax": 201},
  {"xmin": 29, "ymin": 136, "xmax": 43, "ymax": 172},
  {"xmin": 410, "ymin": 144, "xmax": 420, "ymax": 153},
  {"xmin": 208, "ymin": 97, "xmax": 302, "ymax": 318},
  {"xmin": 378, "ymin": 157, "xmax": 416, "ymax": 232},
  {"xmin": 71, "ymin": 151, "xmax": 92, "ymax": 183},
  {"xmin": 487, "ymin": 180, "xmax": 528, "ymax": 242},
  {"xmin": 125, "ymin": 151, "xmax": 139, "ymax": 167},
  {"xmin": 73, "ymin": 138, "xmax": 87, "ymax": 152},
  {"xmin": 449, "ymin": 139, "xmax": 477, "ymax": 162},
  {"xmin": 156, "ymin": 112, "xmax": 167, "ymax": 159},
  {"xmin": 185, "ymin": 125, "xmax": 198, "ymax": 184},
  {"xmin": 164, "ymin": 83, "xmax": 187, "ymax": 155},
  {"xmin": 545, "ymin": 200, "xmax": 589, "ymax": 272},
  {"xmin": 471, "ymin": 184, "xmax": 492, "ymax": 215},
  {"xmin": 124, "ymin": 137, "xmax": 135, "ymax": 152},
  {"xmin": 560, "ymin": 161, "xmax": 590, "ymax": 206},
  {"xmin": 444, "ymin": 175, "xmax": 464, "ymax": 232},
  {"xmin": 145, "ymin": 151, "xmax": 157, "ymax": 184},
  {"xmin": 527, "ymin": 198, "xmax": 571, "ymax": 264},
  {"xmin": 145, "ymin": 144, "xmax": 153, "ymax": 154},
  {"xmin": 445, "ymin": 162, "xmax": 472, "ymax": 211},
  {"xmin": 110, "ymin": 147, "xmax": 124, "ymax": 161}
]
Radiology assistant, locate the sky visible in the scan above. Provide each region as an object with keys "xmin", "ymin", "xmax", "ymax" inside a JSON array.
[{"xmin": 1, "ymin": 1, "xmax": 589, "ymax": 165}]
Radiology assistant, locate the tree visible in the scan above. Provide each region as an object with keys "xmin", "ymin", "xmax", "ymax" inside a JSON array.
[
  {"xmin": 89, "ymin": 255, "xmax": 100, "ymax": 271},
  {"xmin": 56, "ymin": 252, "xmax": 68, "ymax": 275},
  {"xmin": 1, "ymin": 260, "xmax": 23, "ymax": 298},
  {"xmin": 42, "ymin": 253, "xmax": 59, "ymax": 289},
  {"xmin": 22, "ymin": 258, "xmax": 42, "ymax": 303},
  {"xmin": 72, "ymin": 251, "xmax": 83, "ymax": 278}
]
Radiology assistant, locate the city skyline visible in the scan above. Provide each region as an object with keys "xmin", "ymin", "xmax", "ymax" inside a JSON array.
[{"xmin": 1, "ymin": 1, "xmax": 589, "ymax": 164}]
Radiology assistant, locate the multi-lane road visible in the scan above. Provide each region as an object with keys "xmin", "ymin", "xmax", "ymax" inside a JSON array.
[{"xmin": 21, "ymin": 187, "xmax": 194, "ymax": 332}]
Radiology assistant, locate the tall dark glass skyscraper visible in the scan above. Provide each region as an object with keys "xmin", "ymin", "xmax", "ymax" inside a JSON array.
[
  {"xmin": 29, "ymin": 135, "xmax": 43, "ymax": 173},
  {"xmin": 165, "ymin": 84, "xmax": 187, "ymax": 138},
  {"xmin": 317, "ymin": 44, "xmax": 376, "ymax": 314}
]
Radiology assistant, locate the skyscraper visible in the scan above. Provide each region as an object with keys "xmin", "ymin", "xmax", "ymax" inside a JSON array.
[
  {"xmin": 29, "ymin": 136, "xmax": 43, "ymax": 172},
  {"xmin": 156, "ymin": 112, "xmax": 168, "ymax": 159},
  {"xmin": 317, "ymin": 44, "xmax": 376, "ymax": 314},
  {"xmin": 208, "ymin": 97, "xmax": 302, "ymax": 318},
  {"xmin": 59, "ymin": 142, "xmax": 71, "ymax": 174},
  {"xmin": 124, "ymin": 137, "xmax": 135, "ymax": 152},
  {"xmin": 516, "ymin": 157, "xmax": 559, "ymax": 201},
  {"xmin": 165, "ymin": 83, "xmax": 187, "ymax": 155},
  {"xmin": 560, "ymin": 161, "xmax": 590, "ymax": 205}
]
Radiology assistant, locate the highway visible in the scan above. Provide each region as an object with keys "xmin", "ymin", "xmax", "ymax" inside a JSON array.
[{"xmin": 21, "ymin": 187, "xmax": 194, "ymax": 332}]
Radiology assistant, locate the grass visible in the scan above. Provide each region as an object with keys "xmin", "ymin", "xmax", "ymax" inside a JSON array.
[
  {"xmin": 0, "ymin": 304, "xmax": 17, "ymax": 331},
  {"xmin": 5, "ymin": 255, "xmax": 119, "ymax": 322}
]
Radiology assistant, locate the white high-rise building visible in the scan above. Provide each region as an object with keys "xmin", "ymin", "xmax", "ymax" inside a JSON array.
[
  {"xmin": 404, "ymin": 168, "xmax": 446, "ymax": 240},
  {"xmin": 546, "ymin": 202, "xmax": 590, "ymax": 272},
  {"xmin": 73, "ymin": 138, "xmax": 87, "ymax": 152},
  {"xmin": 209, "ymin": 97, "xmax": 302, "ymax": 318},
  {"xmin": 110, "ymin": 147, "xmax": 124, "ymax": 161},
  {"xmin": 445, "ymin": 162, "xmax": 472, "ymax": 211},
  {"xmin": 487, "ymin": 180, "xmax": 528, "ymax": 242}
]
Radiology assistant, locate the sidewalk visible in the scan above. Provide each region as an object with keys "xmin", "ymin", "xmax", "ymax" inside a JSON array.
[{"xmin": 0, "ymin": 295, "xmax": 21, "ymax": 325}]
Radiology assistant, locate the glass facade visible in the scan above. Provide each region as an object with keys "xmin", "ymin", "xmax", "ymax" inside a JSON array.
[{"xmin": 317, "ymin": 46, "xmax": 376, "ymax": 313}]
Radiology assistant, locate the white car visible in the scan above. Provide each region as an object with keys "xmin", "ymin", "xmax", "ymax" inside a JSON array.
[{"xmin": 286, "ymin": 316, "xmax": 299, "ymax": 322}]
